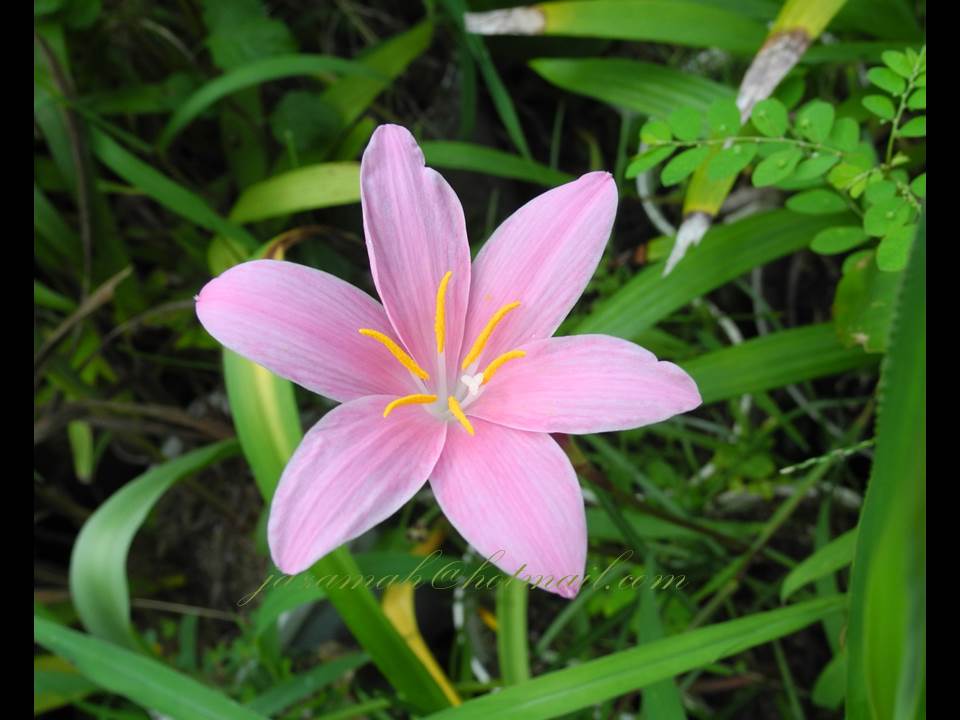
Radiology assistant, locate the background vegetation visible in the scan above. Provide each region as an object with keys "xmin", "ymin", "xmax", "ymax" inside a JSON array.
[{"xmin": 35, "ymin": 0, "xmax": 925, "ymax": 718}]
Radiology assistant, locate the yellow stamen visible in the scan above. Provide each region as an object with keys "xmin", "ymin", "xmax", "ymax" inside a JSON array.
[
  {"xmin": 434, "ymin": 270, "xmax": 453, "ymax": 354},
  {"xmin": 461, "ymin": 301, "xmax": 521, "ymax": 370},
  {"xmin": 358, "ymin": 329, "xmax": 429, "ymax": 380},
  {"xmin": 481, "ymin": 350, "xmax": 526, "ymax": 384},
  {"xmin": 383, "ymin": 394, "xmax": 438, "ymax": 418},
  {"xmin": 447, "ymin": 395, "xmax": 475, "ymax": 436}
]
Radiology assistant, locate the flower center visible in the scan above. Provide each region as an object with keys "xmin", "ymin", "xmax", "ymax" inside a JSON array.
[{"xmin": 358, "ymin": 271, "xmax": 526, "ymax": 435}]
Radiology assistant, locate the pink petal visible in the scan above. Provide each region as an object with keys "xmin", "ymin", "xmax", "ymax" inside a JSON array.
[
  {"xmin": 467, "ymin": 335, "xmax": 701, "ymax": 433},
  {"xmin": 430, "ymin": 419, "xmax": 586, "ymax": 598},
  {"xmin": 360, "ymin": 125, "xmax": 471, "ymax": 381},
  {"xmin": 268, "ymin": 396, "xmax": 447, "ymax": 574},
  {"xmin": 196, "ymin": 259, "xmax": 415, "ymax": 403},
  {"xmin": 462, "ymin": 172, "xmax": 617, "ymax": 368}
]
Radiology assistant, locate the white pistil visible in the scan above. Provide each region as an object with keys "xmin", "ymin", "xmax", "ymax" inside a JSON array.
[{"xmin": 461, "ymin": 373, "xmax": 483, "ymax": 399}]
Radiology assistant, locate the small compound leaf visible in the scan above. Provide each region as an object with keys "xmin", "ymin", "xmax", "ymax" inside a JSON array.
[
  {"xmin": 625, "ymin": 146, "xmax": 674, "ymax": 178},
  {"xmin": 910, "ymin": 173, "xmax": 925, "ymax": 198},
  {"xmin": 881, "ymin": 50, "xmax": 913, "ymax": 78},
  {"xmin": 707, "ymin": 98, "xmax": 741, "ymax": 138},
  {"xmin": 793, "ymin": 153, "xmax": 840, "ymax": 181},
  {"xmin": 827, "ymin": 117, "xmax": 860, "ymax": 152},
  {"xmin": 751, "ymin": 98, "xmax": 788, "ymax": 137},
  {"xmin": 864, "ymin": 197, "xmax": 912, "ymax": 237},
  {"xmin": 752, "ymin": 147, "xmax": 803, "ymax": 187},
  {"xmin": 867, "ymin": 67, "xmax": 906, "ymax": 96},
  {"xmin": 876, "ymin": 224, "xmax": 917, "ymax": 272},
  {"xmin": 668, "ymin": 107, "xmax": 703, "ymax": 142},
  {"xmin": 706, "ymin": 142, "xmax": 758, "ymax": 181},
  {"xmin": 811, "ymin": 226, "xmax": 868, "ymax": 255},
  {"xmin": 640, "ymin": 119, "xmax": 672, "ymax": 146},
  {"xmin": 899, "ymin": 116, "xmax": 926, "ymax": 138},
  {"xmin": 786, "ymin": 189, "xmax": 848, "ymax": 215},
  {"xmin": 660, "ymin": 146, "xmax": 710, "ymax": 186},
  {"xmin": 862, "ymin": 95, "xmax": 895, "ymax": 121},
  {"xmin": 795, "ymin": 100, "xmax": 835, "ymax": 143},
  {"xmin": 865, "ymin": 182, "xmax": 898, "ymax": 207}
]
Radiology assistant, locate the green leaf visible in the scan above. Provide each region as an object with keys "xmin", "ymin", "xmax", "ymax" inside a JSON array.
[
  {"xmin": 750, "ymin": 98, "xmax": 788, "ymax": 137},
  {"xmin": 203, "ymin": 0, "xmax": 297, "ymax": 71},
  {"xmin": 269, "ymin": 91, "xmax": 340, "ymax": 151},
  {"xmin": 846, "ymin": 213, "xmax": 924, "ymax": 719},
  {"xmin": 422, "ymin": 141, "xmax": 573, "ymax": 187},
  {"xmin": 228, "ymin": 163, "xmax": 361, "ymax": 224},
  {"xmin": 877, "ymin": 223, "xmax": 917, "ymax": 272},
  {"xmin": 636, "ymin": 557, "xmax": 685, "ymax": 720},
  {"xmin": 667, "ymin": 106, "xmax": 702, "ymax": 141},
  {"xmin": 89, "ymin": 129, "xmax": 257, "ymax": 251},
  {"xmin": 577, "ymin": 211, "xmax": 849, "ymax": 339},
  {"xmin": 449, "ymin": 0, "xmax": 531, "ymax": 158},
  {"xmin": 496, "ymin": 582, "xmax": 530, "ymax": 684},
  {"xmin": 864, "ymin": 180, "xmax": 897, "ymax": 204},
  {"xmin": 833, "ymin": 250, "xmax": 903, "ymax": 353},
  {"xmin": 828, "ymin": 161, "xmax": 871, "ymax": 197},
  {"xmin": 862, "ymin": 95, "xmax": 895, "ymax": 120},
  {"xmin": 706, "ymin": 142, "xmax": 757, "ymax": 181},
  {"xmin": 906, "ymin": 88, "xmax": 925, "ymax": 110},
  {"xmin": 781, "ymin": 529, "xmax": 857, "ymax": 601},
  {"xmin": 915, "ymin": 72, "xmax": 926, "ymax": 87},
  {"xmin": 660, "ymin": 146, "xmax": 710, "ymax": 186},
  {"xmin": 246, "ymin": 654, "xmax": 370, "ymax": 716},
  {"xmin": 786, "ymin": 189, "xmax": 848, "ymax": 215},
  {"xmin": 812, "ymin": 651, "xmax": 847, "ymax": 710},
  {"xmin": 249, "ymin": 576, "xmax": 326, "ymax": 638},
  {"xmin": 67, "ymin": 420, "xmax": 94, "ymax": 482},
  {"xmin": 811, "ymin": 226, "xmax": 869, "ymax": 255},
  {"xmin": 321, "ymin": 21, "xmax": 433, "ymax": 133},
  {"xmin": 35, "ymin": 617, "xmax": 268, "ymax": 720},
  {"xmin": 795, "ymin": 100, "xmax": 835, "ymax": 143},
  {"xmin": 34, "ymin": 280, "xmax": 77, "ymax": 312},
  {"xmin": 69, "ymin": 441, "xmax": 240, "ymax": 648},
  {"xmin": 222, "ymin": 350, "xmax": 302, "ymax": 499},
  {"xmin": 640, "ymin": 119, "xmax": 672, "ymax": 145},
  {"xmin": 706, "ymin": 98, "xmax": 741, "ymax": 137},
  {"xmin": 899, "ymin": 116, "xmax": 926, "ymax": 137},
  {"xmin": 867, "ymin": 67, "xmax": 906, "ymax": 95},
  {"xmin": 35, "ymin": 654, "xmax": 99, "ymax": 714},
  {"xmin": 881, "ymin": 49, "xmax": 913, "ymax": 78},
  {"xmin": 423, "ymin": 598, "xmax": 844, "ymax": 720},
  {"xmin": 792, "ymin": 153, "xmax": 840, "ymax": 181},
  {"xmin": 910, "ymin": 173, "xmax": 925, "ymax": 198},
  {"xmin": 156, "ymin": 55, "xmax": 377, "ymax": 149},
  {"xmin": 625, "ymin": 146, "xmax": 675, "ymax": 178},
  {"xmin": 530, "ymin": 0, "xmax": 766, "ymax": 53},
  {"xmin": 530, "ymin": 58, "xmax": 733, "ymax": 118},
  {"xmin": 864, "ymin": 197, "xmax": 911, "ymax": 237},
  {"xmin": 681, "ymin": 325, "xmax": 874, "ymax": 405},
  {"xmin": 751, "ymin": 147, "xmax": 803, "ymax": 186},
  {"xmin": 828, "ymin": 117, "xmax": 860, "ymax": 152}
]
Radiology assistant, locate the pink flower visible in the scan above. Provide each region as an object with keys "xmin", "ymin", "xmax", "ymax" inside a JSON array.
[{"xmin": 196, "ymin": 125, "xmax": 701, "ymax": 598}]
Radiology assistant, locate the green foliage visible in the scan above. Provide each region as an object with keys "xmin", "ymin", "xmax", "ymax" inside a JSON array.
[
  {"xmin": 833, "ymin": 249, "xmax": 904, "ymax": 353},
  {"xmin": 847, "ymin": 212, "xmax": 925, "ymax": 718},
  {"xmin": 34, "ymin": 3, "xmax": 925, "ymax": 718}
]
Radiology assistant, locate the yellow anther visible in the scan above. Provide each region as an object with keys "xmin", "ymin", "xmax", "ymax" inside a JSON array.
[
  {"xmin": 481, "ymin": 350, "xmax": 526, "ymax": 384},
  {"xmin": 447, "ymin": 395, "xmax": 475, "ymax": 436},
  {"xmin": 358, "ymin": 329, "xmax": 429, "ymax": 381},
  {"xmin": 383, "ymin": 394, "xmax": 438, "ymax": 418},
  {"xmin": 434, "ymin": 270, "xmax": 452, "ymax": 354},
  {"xmin": 461, "ymin": 301, "xmax": 521, "ymax": 370}
]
